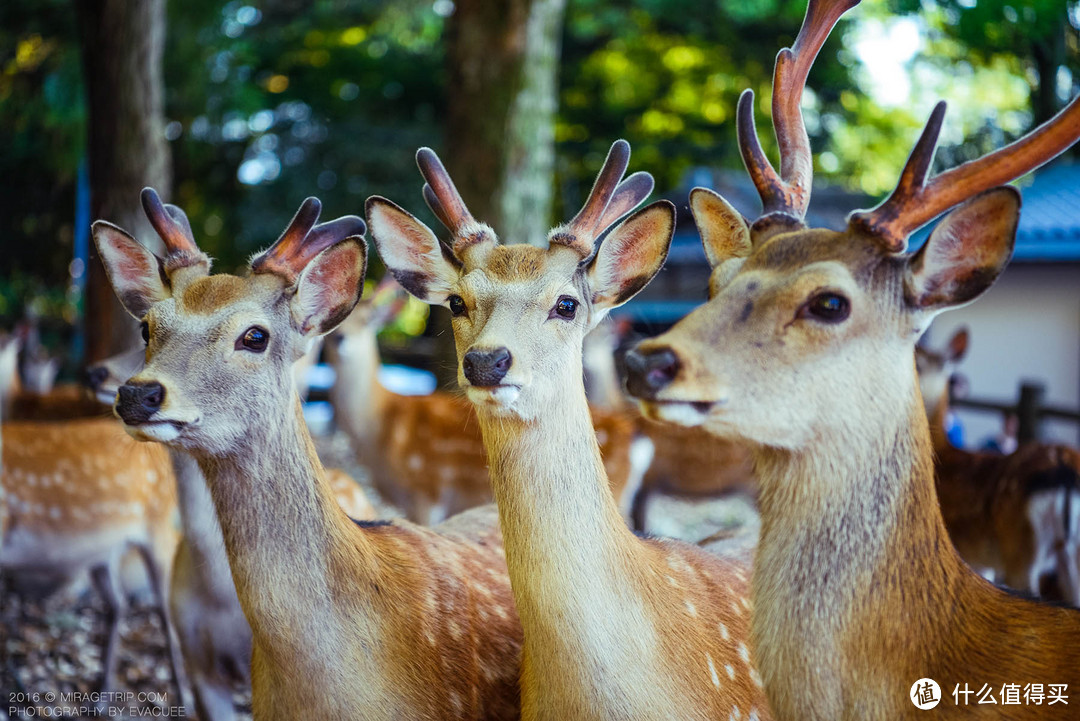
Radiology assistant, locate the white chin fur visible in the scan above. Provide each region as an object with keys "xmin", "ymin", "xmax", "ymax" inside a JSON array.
[
  {"xmin": 124, "ymin": 421, "xmax": 183, "ymax": 443},
  {"xmin": 643, "ymin": 401, "xmax": 709, "ymax": 428},
  {"xmin": 466, "ymin": 385, "xmax": 522, "ymax": 410}
]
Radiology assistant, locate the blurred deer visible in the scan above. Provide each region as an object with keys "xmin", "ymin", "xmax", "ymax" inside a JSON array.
[
  {"xmin": 95, "ymin": 188, "xmax": 522, "ymax": 719},
  {"xmin": 88, "ymin": 345, "xmax": 374, "ymax": 720},
  {"xmin": 370, "ymin": 142, "xmax": 770, "ymax": 720},
  {"xmin": 917, "ymin": 327, "xmax": 1080, "ymax": 605},
  {"xmin": 1, "ymin": 416, "xmax": 183, "ymax": 696},
  {"xmin": 325, "ymin": 277, "xmax": 651, "ymax": 523},
  {"xmin": 625, "ymin": 0, "xmax": 1080, "ymax": 717}
]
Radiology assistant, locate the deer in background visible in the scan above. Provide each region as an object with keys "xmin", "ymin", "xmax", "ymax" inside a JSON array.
[
  {"xmin": 917, "ymin": 327, "xmax": 1080, "ymax": 605},
  {"xmin": 370, "ymin": 142, "xmax": 771, "ymax": 721},
  {"xmin": 88, "ymin": 341, "xmax": 374, "ymax": 720},
  {"xmin": 625, "ymin": 0, "xmax": 1080, "ymax": 717},
  {"xmin": 325, "ymin": 277, "xmax": 651, "ymax": 523},
  {"xmin": 1, "ymin": 416, "xmax": 184, "ymax": 697},
  {"xmin": 96, "ymin": 188, "xmax": 522, "ymax": 719}
]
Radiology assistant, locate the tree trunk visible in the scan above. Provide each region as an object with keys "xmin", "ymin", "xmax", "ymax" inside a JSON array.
[
  {"xmin": 76, "ymin": 0, "xmax": 171, "ymax": 363},
  {"xmin": 498, "ymin": 0, "xmax": 566, "ymax": 246}
]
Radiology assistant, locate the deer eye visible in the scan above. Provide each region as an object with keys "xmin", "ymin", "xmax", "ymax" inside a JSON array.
[
  {"xmin": 140, "ymin": 321, "xmax": 150, "ymax": 346},
  {"xmin": 237, "ymin": 326, "xmax": 269, "ymax": 352},
  {"xmin": 553, "ymin": 296, "xmax": 578, "ymax": 320},
  {"xmin": 798, "ymin": 292, "xmax": 850, "ymax": 323},
  {"xmin": 448, "ymin": 294, "xmax": 467, "ymax": 317}
]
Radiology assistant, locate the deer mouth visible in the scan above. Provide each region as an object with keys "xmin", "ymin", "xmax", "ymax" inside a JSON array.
[
  {"xmin": 637, "ymin": 399, "xmax": 717, "ymax": 427},
  {"xmin": 465, "ymin": 383, "xmax": 522, "ymax": 409}
]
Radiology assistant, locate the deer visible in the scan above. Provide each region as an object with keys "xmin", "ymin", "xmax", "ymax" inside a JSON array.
[
  {"xmin": 0, "ymin": 328, "xmax": 108, "ymax": 422},
  {"xmin": 94, "ymin": 188, "xmax": 523, "ymax": 720},
  {"xmin": 324, "ymin": 278, "xmax": 651, "ymax": 524},
  {"xmin": 87, "ymin": 343, "xmax": 375, "ymax": 720},
  {"xmin": 622, "ymin": 0, "xmax": 1080, "ymax": 718},
  {"xmin": 368, "ymin": 141, "xmax": 772, "ymax": 721},
  {"xmin": 0, "ymin": 415, "xmax": 185, "ymax": 698},
  {"xmin": 917, "ymin": 327, "xmax": 1080, "ymax": 605}
]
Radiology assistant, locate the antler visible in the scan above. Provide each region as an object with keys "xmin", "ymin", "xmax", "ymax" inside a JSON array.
[
  {"xmin": 737, "ymin": 0, "xmax": 860, "ymax": 230},
  {"xmin": 140, "ymin": 188, "xmax": 208, "ymax": 270},
  {"xmin": 851, "ymin": 95, "xmax": 1080, "ymax": 251},
  {"xmin": 251, "ymin": 197, "xmax": 366, "ymax": 284},
  {"xmin": 413, "ymin": 147, "xmax": 495, "ymax": 262},
  {"xmin": 550, "ymin": 139, "xmax": 655, "ymax": 258}
]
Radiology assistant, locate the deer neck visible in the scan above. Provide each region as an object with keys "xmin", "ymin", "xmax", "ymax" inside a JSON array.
[
  {"xmin": 475, "ymin": 362, "xmax": 657, "ymax": 693},
  {"xmin": 193, "ymin": 396, "xmax": 379, "ymax": 655},
  {"xmin": 330, "ymin": 326, "xmax": 389, "ymax": 455},
  {"xmin": 750, "ymin": 371, "xmax": 968, "ymax": 718}
]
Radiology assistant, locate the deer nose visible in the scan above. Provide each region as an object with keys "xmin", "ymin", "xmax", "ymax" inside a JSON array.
[
  {"xmin": 462, "ymin": 348, "xmax": 512, "ymax": 387},
  {"xmin": 84, "ymin": 365, "xmax": 109, "ymax": 390},
  {"xmin": 116, "ymin": 381, "xmax": 166, "ymax": 424},
  {"xmin": 624, "ymin": 347, "xmax": 680, "ymax": 399}
]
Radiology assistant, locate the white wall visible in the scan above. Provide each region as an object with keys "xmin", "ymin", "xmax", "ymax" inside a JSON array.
[{"xmin": 923, "ymin": 263, "xmax": 1080, "ymax": 447}]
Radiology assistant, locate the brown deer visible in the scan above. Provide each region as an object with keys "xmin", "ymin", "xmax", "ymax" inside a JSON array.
[
  {"xmin": 87, "ymin": 344, "xmax": 375, "ymax": 720},
  {"xmin": 369, "ymin": 142, "xmax": 771, "ymax": 721},
  {"xmin": 1, "ymin": 416, "xmax": 184, "ymax": 696},
  {"xmin": 624, "ymin": 0, "xmax": 1080, "ymax": 718},
  {"xmin": 324, "ymin": 279, "xmax": 651, "ymax": 523},
  {"xmin": 917, "ymin": 327, "xmax": 1080, "ymax": 605},
  {"xmin": 95, "ymin": 188, "xmax": 522, "ymax": 719}
]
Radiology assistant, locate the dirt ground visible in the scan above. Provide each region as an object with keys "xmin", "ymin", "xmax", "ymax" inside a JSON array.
[{"xmin": 0, "ymin": 429, "xmax": 759, "ymax": 719}]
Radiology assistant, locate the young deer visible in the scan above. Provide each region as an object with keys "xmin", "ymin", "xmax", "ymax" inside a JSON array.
[
  {"xmin": 369, "ymin": 142, "xmax": 771, "ymax": 721},
  {"xmin": 0, "ymin": 416, "xmax": 184, "ymax": 695},
  {"xmin": 87, "ymin": 344, "xmax": 375, "ymax": 720},
  {"xmin": 95, "ymin": 188, "xmax": 522, "ymax": 720},
  {"xmin": 624, "ymin": 0, "xmax": 1080, "ymax": 717},
  {"xmin": 917, "ymin": 328, "xmax": 1080, "ymax": 605},
  {"xmin": 325, "ymin": 279, "xmax": 650, "ymax": 523}
]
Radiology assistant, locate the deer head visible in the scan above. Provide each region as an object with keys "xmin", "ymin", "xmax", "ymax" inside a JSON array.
[
  {"xmin": 624, "ymin": 0, "xmax": 1080, "ymax": 450},
  {"xmin": 915, "ymin": 326, "xmax": 969, "ymax": 421},
  {"xmin": 93, "ymin": 189, "xmax": 366, "ymax": 455},
  {"xmin": 368, "ymin": 140, "xmax": 673, "ymax": 421}
]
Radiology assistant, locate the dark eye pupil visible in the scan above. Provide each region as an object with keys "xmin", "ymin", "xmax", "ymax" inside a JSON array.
[
  {"xmin": 808, "ymin": 293, "xmax": 849, "ymax": 322},
  {"xmin": 449, "ymin": 295, "xmax": 466, "ymax": 316},
  {"xmin": 242, "ymin": 327, "xmax": 268, "ymax": 350},
  {"xmin": 140, "ymin": 323, "xmax": 149, "ymax": 344},
  {"xmin": 556, "ymin": 297, "xmax": 577, "ymax": 318}
]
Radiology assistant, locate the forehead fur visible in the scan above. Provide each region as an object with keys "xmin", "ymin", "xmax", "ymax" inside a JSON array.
[
  {"xmin": 178, "ymin": 273, "xmax": 281, "ymax": 315},
  {"xmin": 745, "ymin": 227, "xmax": 887, "ymax": 282},
  {"xmin": 467, "ymin": 243, "xmax": 580, "ymax": 282}
]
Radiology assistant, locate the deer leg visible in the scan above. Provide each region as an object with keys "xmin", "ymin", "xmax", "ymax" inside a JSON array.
[
  {"xmin": 192, "ymin": 675, "xmax": 239, "ymax": 721},
  {"xmin": 133, "ymin": 542, "xmax": 192, "ymax": 710},
  {"xmin": 90, "ymin": 561, "xmax": 124, "ymax": 694}
]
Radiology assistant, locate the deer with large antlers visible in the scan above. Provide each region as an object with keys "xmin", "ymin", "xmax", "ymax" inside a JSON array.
[
  {"xmin": 325, "ymin": 279, "xmax": 651, "ymax": 524},
  {"xmin": 916, "ymin": 328, "xmax": 1080, "ymax": 606},
  {"xmin": 94, "ymin": 189, "xmax": 523, "ymax": 720},
  {"xmin": 369, "ymin": 142, "xmax": 771, "ymax": 721},
  {"xmin": 625, "ymin": 0, "xmax": 1080, "ymax": 718}
]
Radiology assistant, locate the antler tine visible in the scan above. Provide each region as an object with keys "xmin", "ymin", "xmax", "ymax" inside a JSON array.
[
  {"xmin": 741, "ymin": 0, "xmax": 860, "ymax": 224},
  {"xmin": 853, "ymin": 94, "xmax": 1080, "ymax": 250},
  {"xmin": 416, "ymin": 148, "xmax": 474, "ymax": 235},
  {"xmin": 567, "ymin": 139, "xmax": 632, "ymax": 240},
  {"xmin": 140, "ymin": 188, "xmax": 203, "ymax": 261},
  {"xmin": 253, "ymin": 197, "xmax": 363, "ymax": 283}
]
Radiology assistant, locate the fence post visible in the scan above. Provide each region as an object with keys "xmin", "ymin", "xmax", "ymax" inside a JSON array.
[{"xmin": 1017, "ymin": 382, "xmax": 1045, "ymax": 443}]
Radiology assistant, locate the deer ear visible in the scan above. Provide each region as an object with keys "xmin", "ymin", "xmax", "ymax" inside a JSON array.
[
  {"xmin": 689, "ymin": 187, "xmax": 751, "ymax": 268},
  {"xmin": 367, "ymin": 197, "xmax": 460, "ymax": 305},
  {"xmin": 93, "ymin": 221, "xmax": 171, "ymax": 318},
  {"xmin": 587, "ymin": 200, "xmax": 674, "ymax": 313},
  {"xmin": 291, "ymin": 239, "xmax": 368, "ymax": 338},
  {"xmin": 948, "ymin": 326, "xmax": 969, "ymax": 362},
  {"xmin": 905, "ymin": 187, "xmax": 1018, "ymax": 316}
]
